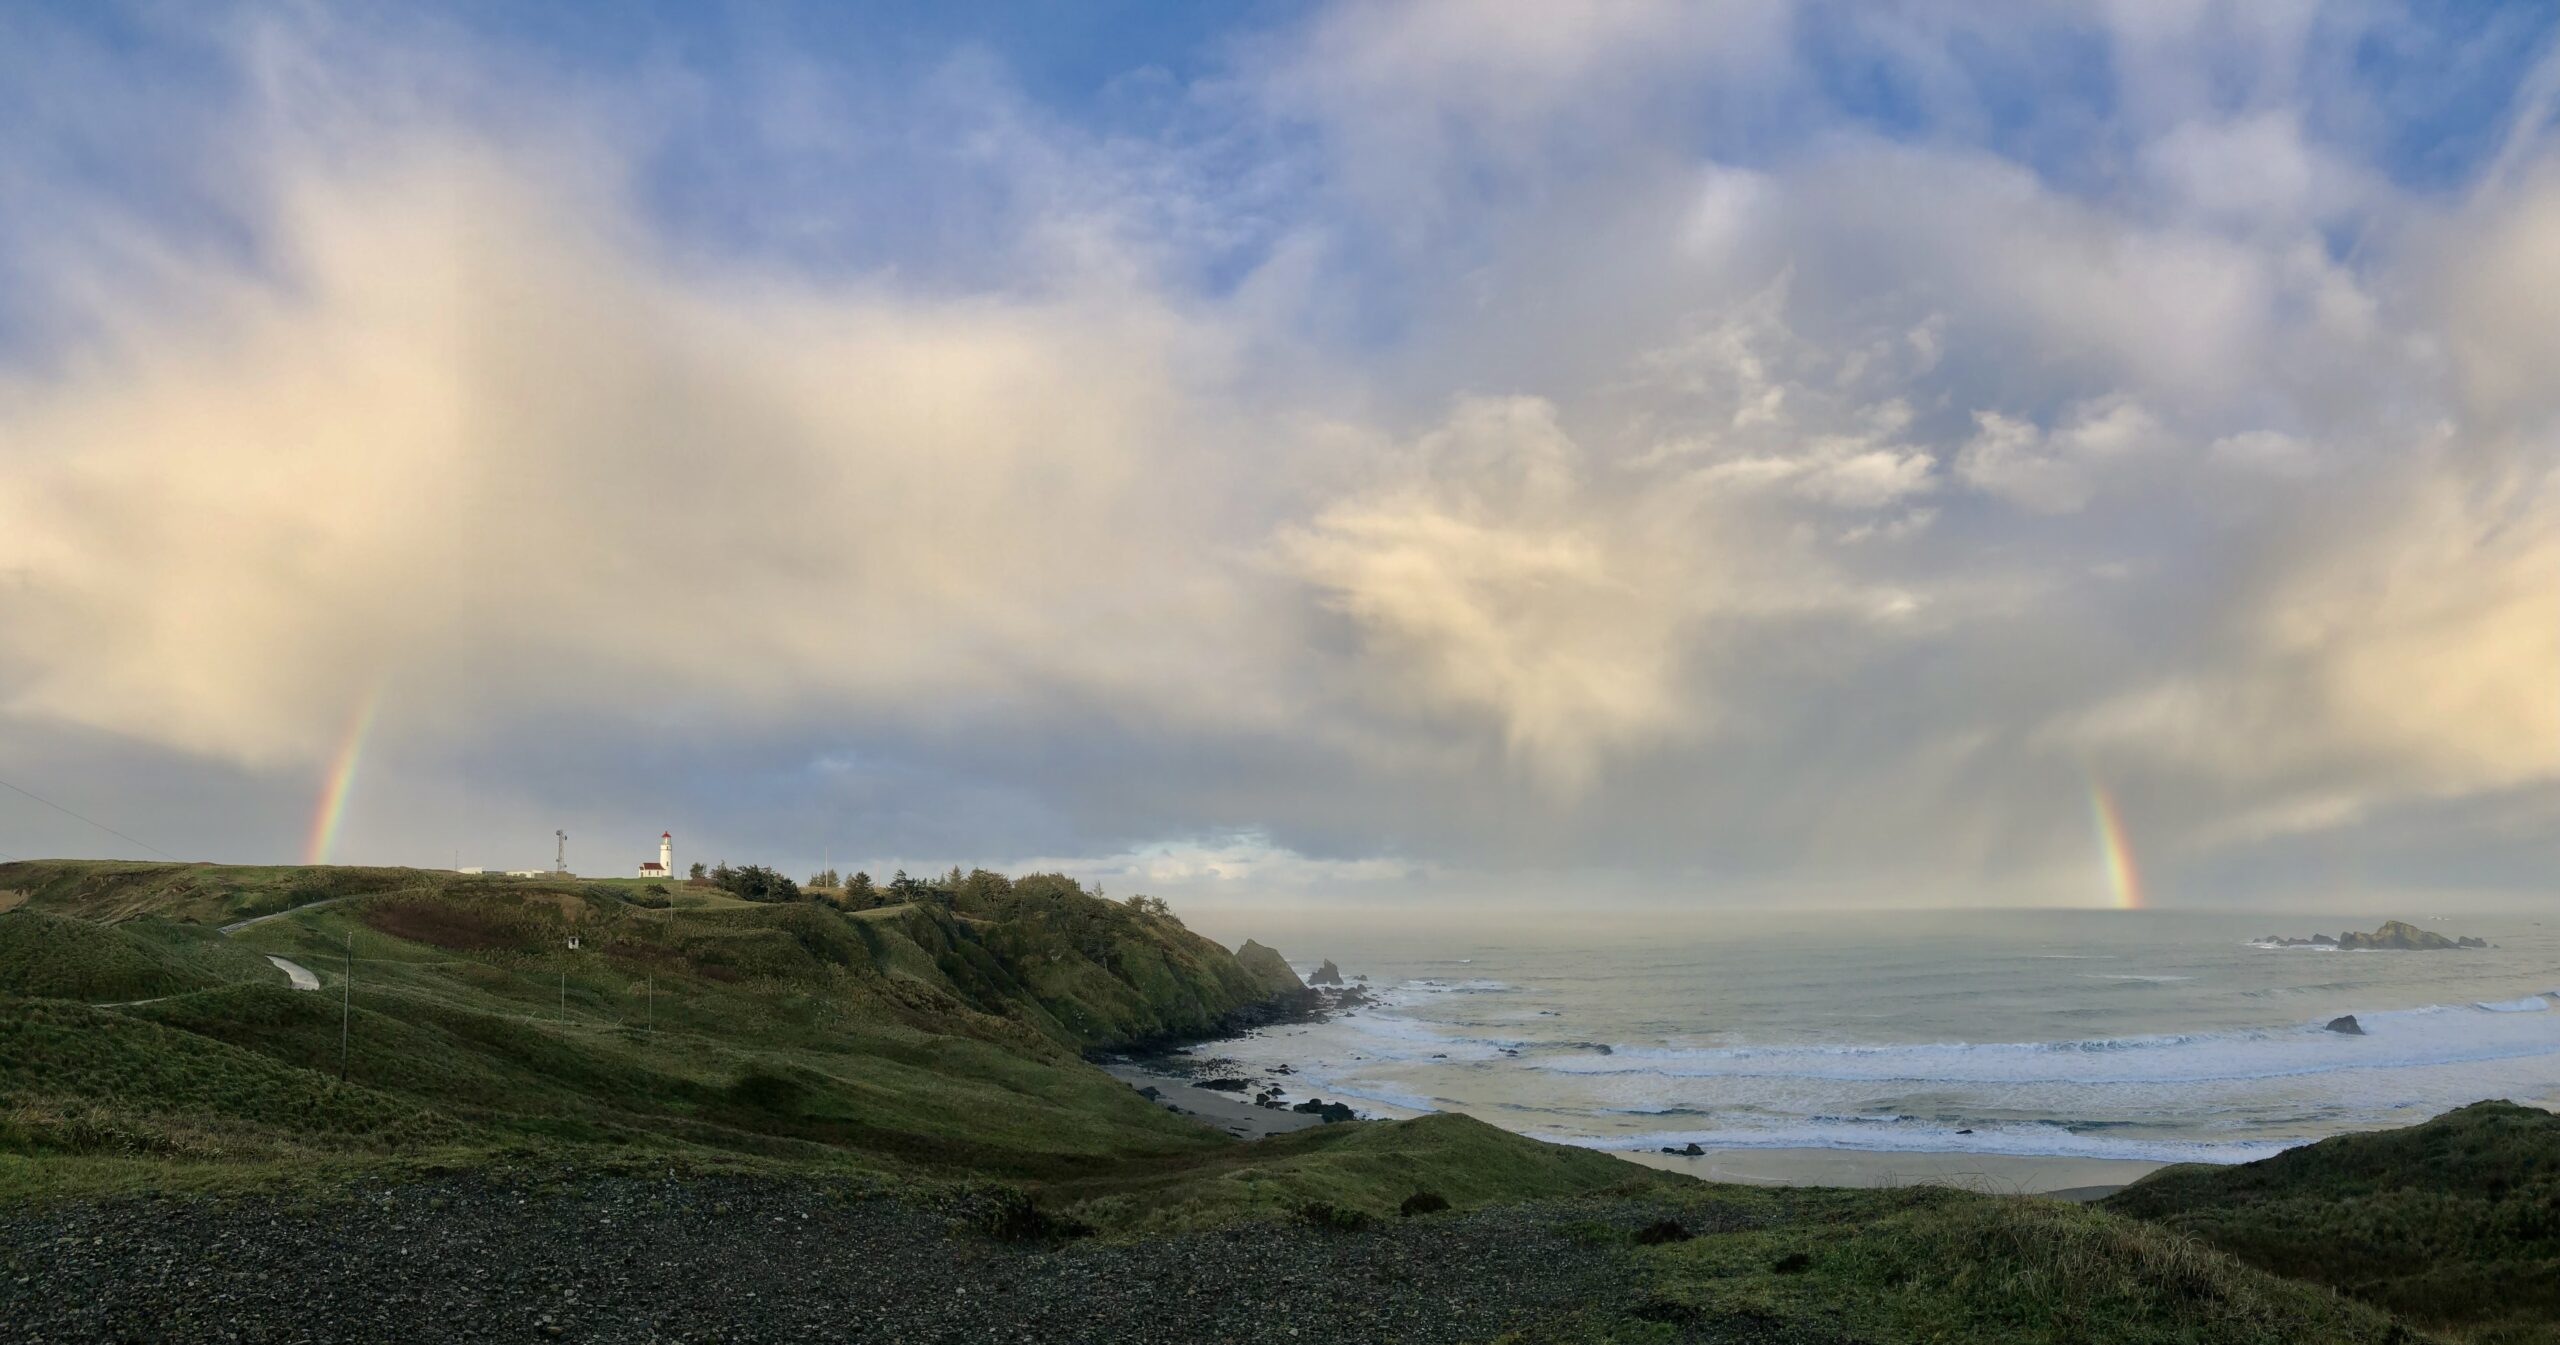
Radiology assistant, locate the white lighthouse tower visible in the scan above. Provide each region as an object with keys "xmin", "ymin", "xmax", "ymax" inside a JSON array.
[{"xmin": 637, "ymin": 831, "xmax": 674, "ymax": 880}]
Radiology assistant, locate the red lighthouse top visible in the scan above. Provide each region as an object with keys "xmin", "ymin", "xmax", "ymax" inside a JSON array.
[{"xmin": 661, "ymin": 831, "xmax": 672, "ymax": 838}]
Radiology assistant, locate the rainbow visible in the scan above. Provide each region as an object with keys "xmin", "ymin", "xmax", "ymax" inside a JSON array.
[
  {"xmin": 2084, "ymin": 774, "xmax": 2145, "ymax": 910},
  {"xmin": 303, "ymin": 682, "xmax": 386, "ymax": 865}
]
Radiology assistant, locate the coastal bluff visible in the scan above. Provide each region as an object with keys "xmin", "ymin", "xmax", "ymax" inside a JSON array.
[{"xmin": 2257, "ymin": 919, "xmax": 2487, "ymax": 950}]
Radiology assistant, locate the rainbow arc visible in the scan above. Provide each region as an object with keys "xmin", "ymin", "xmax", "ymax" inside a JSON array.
[
  {"xmin": 304, "ymin": 681, "xmax": 386, "ymax": 865},
  {"xmin": 2084, "ymin": 774, "xmax": 2144, "ymax": 910}
]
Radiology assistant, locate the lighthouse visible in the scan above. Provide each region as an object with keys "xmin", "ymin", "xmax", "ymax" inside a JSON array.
[{"xmin": 637, "ymin": 831, "xmax": 674, "ymax": 880}]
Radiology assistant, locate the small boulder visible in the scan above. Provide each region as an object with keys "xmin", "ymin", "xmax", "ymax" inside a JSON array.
[
  {"xmin": 2325, "ymin": 1014, "xmax": 2364, "ymax": 1035},
  {"xmin": 1290, "ymin": 1098, "xmax": 1357, "ymax": 1123},
  {"xmin": 1194, "ymin": 1077, "xmax": 1251, "ymax": 1092}
]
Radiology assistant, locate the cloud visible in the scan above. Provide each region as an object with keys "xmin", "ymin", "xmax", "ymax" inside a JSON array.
[
  {"xmin": 4, "ymin": 1, "xmax": 2559, "ymax": 905},
  {"xmin": 1957, "ymin": 396, "xmax": 2168, "ymax": 513},
  {"xmin": 1278, "ymin": 396, "xmax": 1708, "ymax": 787},
  {"xmin": 0, "ymin": 136, "xmax": 1282, "ymax": 762},
  {"xmin": 2053, "ymin": 462, "xmax": 2560, "ymax": 829}
]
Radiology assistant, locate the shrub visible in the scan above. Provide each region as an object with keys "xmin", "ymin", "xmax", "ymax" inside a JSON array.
[
  {"xmin": 1400, "ymin": 1191, "xmax": 1451, "ymax": 1217},
  {"xmin": 1298, "ymin": 1201, "xmax": 1373, "ymax": 1232},
  {"xmin": 724, "ymin": 1068, "xmax": 809, "ymax": 1115},
  {"xmin": 1635, "ymin": 1219, "xmax": 1694, "ymax": 1245},
  {"xmin": 967, "ymin": 1187, "xmax": 1096, "ymax": 1242}
]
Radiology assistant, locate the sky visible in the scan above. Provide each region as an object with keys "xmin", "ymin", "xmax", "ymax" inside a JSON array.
[{"xmin": 1, "ymin": 0, "xmax": 2557, "ymax": 916}]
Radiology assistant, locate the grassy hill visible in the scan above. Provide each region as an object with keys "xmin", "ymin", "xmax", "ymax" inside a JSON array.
[
  {"xmin": 2105, "ymin": 1099, "xmax": 2560, "ymax": 1343},
  {"xmin": 0, "ymin": 859, "xmax": 1646, "ymax": 1231}
]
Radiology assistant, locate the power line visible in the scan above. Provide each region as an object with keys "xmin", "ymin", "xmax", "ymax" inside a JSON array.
[{"xmin": 0, "ymin": 773, "xmax": 179, "ymax": 861}]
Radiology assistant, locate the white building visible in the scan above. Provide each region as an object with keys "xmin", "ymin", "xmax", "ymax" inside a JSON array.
[{"xmin": 637, "ymin": 831, "xmax": 673, "ymax": 880}]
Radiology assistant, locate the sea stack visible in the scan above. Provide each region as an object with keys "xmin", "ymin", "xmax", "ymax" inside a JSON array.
[{"xmin": 2325, "ymin": 1015, "xmax": 2364, "ymax": 1035}]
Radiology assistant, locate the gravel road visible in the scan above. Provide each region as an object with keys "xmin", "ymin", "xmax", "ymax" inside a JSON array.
[{"xmin": 0, "ymin": 1174, "xmax": 1775, "ymax": 1344}]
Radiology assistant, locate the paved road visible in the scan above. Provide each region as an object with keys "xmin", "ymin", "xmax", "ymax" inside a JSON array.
[{"xmin": 264, "ymin": 954, "xmax": 319, "ymax": 991}]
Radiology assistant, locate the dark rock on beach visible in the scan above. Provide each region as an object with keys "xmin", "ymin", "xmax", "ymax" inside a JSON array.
[
  {"xmin": 2325, "ymin": 1015, "xmax": 2365, "ymax": 1035},
  {"xmin": 1291, "ymin": 1098, "xmax": 1359, "ymax": 1123}
]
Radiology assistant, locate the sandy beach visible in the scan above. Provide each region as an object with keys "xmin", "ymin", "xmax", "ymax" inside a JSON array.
[{"xmin": 1611, "ymin": 1145, "xmax": 2165, "ymax": 1199}]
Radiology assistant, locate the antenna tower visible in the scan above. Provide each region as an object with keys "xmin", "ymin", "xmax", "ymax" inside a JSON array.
[{"xmin": 555, "ymin": 829, "xmax": 568, "ymax": 874}]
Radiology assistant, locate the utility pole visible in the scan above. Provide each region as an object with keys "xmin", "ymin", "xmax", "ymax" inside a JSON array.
[
  {"xmin": 559, "ymin": 966, "xmax": 566, "ymax": 1025},
  {"xmin": 338, "ymin": 930, "xmax": 352, "ymax": 1082}
]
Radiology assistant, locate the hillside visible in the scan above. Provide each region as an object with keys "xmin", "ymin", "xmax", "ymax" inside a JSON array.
[
  {"xmin": 0, "ymin": 859, "xmax": 1633, "ymax": 1228},
  {"xmin": 2105, "ymin": 1099, "xmax": 2560, "ymax": 1343}
]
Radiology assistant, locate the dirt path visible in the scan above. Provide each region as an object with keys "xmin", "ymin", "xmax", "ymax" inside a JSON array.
[
  {"xmin": 263, "ymin": 954, "xmax": 319, "ymax": 991},
  {"xmin": 219, "ymin": 894, "xmax": 363, "ymax": 934}
]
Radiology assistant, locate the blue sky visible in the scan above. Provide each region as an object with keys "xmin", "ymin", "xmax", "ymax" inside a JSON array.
[{"xmin": 3, "ymin": 1, "xmax": 2558, "ymax": 914}]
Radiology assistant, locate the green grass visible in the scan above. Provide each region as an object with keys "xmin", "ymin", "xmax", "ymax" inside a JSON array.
[
  {"xmin": 0, "ymin": 910, "xmax": 280, "ymax": 1002},
  {"xmin": 1050, "ymin": 1111, "xmax": 1671, "ymax": 1235},
  {"xmin": 1603, "ymin": 1183, "xmax": 2421, "ymax": 1344},
  {"xmin": 2105, "ymin": 1100, "xmax": 2560, "ymax": 1344}
]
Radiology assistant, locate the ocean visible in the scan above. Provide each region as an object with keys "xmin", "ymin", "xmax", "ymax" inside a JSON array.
[{"xmin": 1192, "ymin": 908, "xmax": 2560, "ymax": 1165}]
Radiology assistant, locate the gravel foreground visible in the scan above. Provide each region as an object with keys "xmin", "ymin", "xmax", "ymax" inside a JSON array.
[{"xmin": 0, "ymin": 1174, "xmax": 1751, "ymax": 1344}]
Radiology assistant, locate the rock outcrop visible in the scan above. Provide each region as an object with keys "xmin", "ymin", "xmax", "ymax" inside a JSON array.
[
  {"xmin": 2260, "ymin": 921, "xmax": 2479, "ymax": 951},
  {"xmin": 1235, "ymin": 939, "xmax": 1310, "ymax": 995},
  {"xmin": 1307, "ymin": 958, "xmax": 1345, "ymax": 986},
  {"xmin": 2324, "ymin": 1015, "xmax": 2364, "ymax": 1035}
]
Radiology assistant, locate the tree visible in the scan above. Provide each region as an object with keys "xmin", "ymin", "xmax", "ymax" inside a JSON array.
[
  {"xmin": 687, "ymin": 861, "xmax": 707, "ymax": 880},
  {"xmin": 808, "ymin": 868, "xmax": 840, "ymax": 891},
  {"xmin": 844, "ymin": 871, "xmax": 876, "ymax": 905},
  {"xmin": 715, "ymin": 863, "xmax": 802, "ymax": 904},
  {"xmin": 1125, "ymin": 894, "xmax": 1180, "ymax": 926}
]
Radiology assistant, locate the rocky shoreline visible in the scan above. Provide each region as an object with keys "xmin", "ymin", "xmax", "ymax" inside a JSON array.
[{"xmin": 1096, "ymin": 974, "xmax": 1380, "ymax": 1133}]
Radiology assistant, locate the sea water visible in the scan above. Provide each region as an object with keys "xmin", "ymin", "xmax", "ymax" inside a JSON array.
[{"xmin": 1192, "ymin": 909, "xmax": 2560, "ymax": 1164}]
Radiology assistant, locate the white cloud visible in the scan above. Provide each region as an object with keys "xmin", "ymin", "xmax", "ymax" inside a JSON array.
[
  {"xmin": 1278, "ymin": 396, "xmax": 1709, "ymax": 788},
  {"xmin": 1957, "ymin": 397, "xmax": 2167, "ymax": 513}
]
